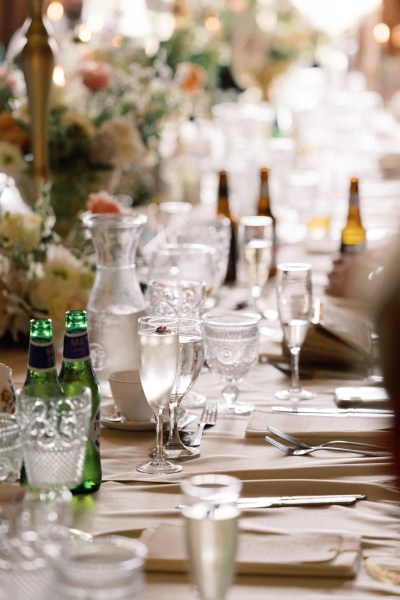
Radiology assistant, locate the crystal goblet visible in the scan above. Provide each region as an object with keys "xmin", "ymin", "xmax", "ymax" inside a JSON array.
[
  {"xmin": 0, "ymin": 414, "xmax": 22, "ymax": 483},
  {"xmin": 202, "ymin": 311, "xmax": 260, "ymax": 415}
]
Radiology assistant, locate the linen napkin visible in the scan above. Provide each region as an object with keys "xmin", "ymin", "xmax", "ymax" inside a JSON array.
[
  {"xmin": 245, "ymin": 410, "xmax": 392, "ymax": 444},
  {"xmin": 142, "ymin": 522, "xmax": 361, "ymax": 579}
]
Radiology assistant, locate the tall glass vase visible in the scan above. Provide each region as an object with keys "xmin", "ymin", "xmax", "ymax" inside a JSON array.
[{"xmin": 83, "ymin": 213, "xmax": 147, "ymax": 397}]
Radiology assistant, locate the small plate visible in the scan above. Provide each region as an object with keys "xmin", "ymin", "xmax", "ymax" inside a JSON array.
[{"xmin": 101, "ymin": 405, "xmax": 187, "ymax": 432}]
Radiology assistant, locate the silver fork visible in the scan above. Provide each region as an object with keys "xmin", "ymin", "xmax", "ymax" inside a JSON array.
[
  {"xmin": 265, "ymin": 435, "xmax": 388, "ymax": 457},
  {"xmin": 184, "ymin": 403, "xmax": 217, "ymax": 447},
  {"xmin": 266, "ymin": 425, "xmax": 388, "ymax": 452}
]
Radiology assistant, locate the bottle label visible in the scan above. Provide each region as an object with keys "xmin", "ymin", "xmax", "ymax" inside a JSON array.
[
  {"xmin": 63, "ymin": 332, "xmax": 91, "ymax": 361},
  {"xmin": 28, "ymin": 341, "xmax": 56, "ymax": 371},
  {"xmin": 91, "ymin": 407, "xmax": 101, "ymax": 453},
  {"xmin": 340, "ymin": 242, "xmax": 366, "ymax": 255}
]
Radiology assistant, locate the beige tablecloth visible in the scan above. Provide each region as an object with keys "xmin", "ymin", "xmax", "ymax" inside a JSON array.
[{"xmin": 3, "ymin": 244, "xmax": 400, "ymax": 599}]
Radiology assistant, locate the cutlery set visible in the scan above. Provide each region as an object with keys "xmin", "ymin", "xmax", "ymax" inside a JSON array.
[
  {"xmin": 179, "ymin": 403, "xmax": 218, "ymax": 447},
  {"xmin": 265, "ymin": 424, "xmax": 390, "ymax": 457}
]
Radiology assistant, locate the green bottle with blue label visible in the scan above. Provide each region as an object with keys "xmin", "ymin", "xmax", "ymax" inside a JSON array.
[{"xmin": 59, "ymin": 310, "xmax": 102, "ymax": 494}]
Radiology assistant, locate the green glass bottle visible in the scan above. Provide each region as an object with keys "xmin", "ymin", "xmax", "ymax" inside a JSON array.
[
  {"xmin": 23, "ymin": 318, "xmax": 64, "ymax": 394},
  {"xmin": 59, "ymin": 310, "xmax": 102, "ymax": 494}
]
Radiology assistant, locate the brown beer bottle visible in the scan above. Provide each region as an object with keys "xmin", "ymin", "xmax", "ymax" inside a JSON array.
[
  {"xmin": 216, "ymin": 170, "xmax": 237, "ymax": 282},
  {"xmin": 340, "ymin": 177, "xmax": 366, "ymax": 254},
  {"xmin": 257, "ymin": 166, "xmax": 277, "ymax": 278}
]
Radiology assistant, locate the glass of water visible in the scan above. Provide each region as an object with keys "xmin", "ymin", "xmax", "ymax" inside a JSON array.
[
  {"xmin": 181, "ymin": 474, "xmax": 242, "ymax": 600},
  {"xmin": 16, "ymin": 385, "xmax": 91, "ymax": 505},
  {"xmin": 275, "ymin": 263, "xmax": 315, "ymax": 401}
]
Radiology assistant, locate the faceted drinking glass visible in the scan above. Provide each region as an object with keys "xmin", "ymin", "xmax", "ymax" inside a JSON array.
[
  {"xmin": 0, "ymin": 414, "xmax": 22, "ymax": 483},
  {"xmin": 16, "ymin": 385, "xmax": 91, "ymax": 506},
  {"xmin": 202, "ymin": 311, "xmax": 260, "ymax": 415}
]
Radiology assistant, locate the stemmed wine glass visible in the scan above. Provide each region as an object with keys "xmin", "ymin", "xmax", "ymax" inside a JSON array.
[
  {"xmin": 158, "ymin": 318, "xmax": 205, "ymax": 461},
  {"xmin": 202, "ymin": 311, "xmax": 260, "ymax": 415},
  {"xmin": 238, "ymin": 215, "xmax": 273, "ymax": 311},
  {"xmin": 275, "ymin": 263, "xmax": 315, "ymax": 401},
  {"xmin": 137, "ymin": 316, "xmax": 181, "ymax": 474},
  {"xmin": 15, "ymin": 385, "xmax": 91, "ymax": 510}
]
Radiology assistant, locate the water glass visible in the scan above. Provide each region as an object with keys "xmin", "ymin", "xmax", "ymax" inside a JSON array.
[
  {"xmin": 181, "ymin": 474, "xmax": 242, "ymax": 600},
  {"xmin": 0, "ymin": 414, "xmax": 22, "ymax": 483},
  {"xmin": 202, "ymin": 311, "xmax": 260, "ymax": 415},
  {"xmin": 178, "ymin": 216, "xmax": 231, "ymax": 301},
  {"xmin": 158, "ymin": 201, "xmax": 193, "ymax": 243},
  {"xmin": 146, "ymin": 279, "xmax": 206, "ymax": 319},
  {"xmin": 16, "ymin": 385, "xmax": 91, "ymax": 503},
  {"xmin": 147, "ymin": 243, "xmax": 218, "ymax": 303},
  {"xmin": 53, "ymin": 536, "xmax": 147, "ymax": 600}
]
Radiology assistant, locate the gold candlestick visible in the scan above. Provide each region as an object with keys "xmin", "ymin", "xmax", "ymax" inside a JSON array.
[{"xmin": 20, "ymin": 0, "xmax": 54, "ymax": 200}]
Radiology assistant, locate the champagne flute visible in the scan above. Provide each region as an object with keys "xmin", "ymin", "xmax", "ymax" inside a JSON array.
[
  {"xmin": 137, "ymin": 316, "xmax": 181, "ymax": 474},
  {"xmin": 275, "ymin": 263, "xmax": 315, "ymax": 401},
  {"xmin": 238, "ymin": 215, "xmax": 273, "ymax": 312},
  {"xmin": 181, "ymin": 474, "xmax": 242, "ymax": 600}
]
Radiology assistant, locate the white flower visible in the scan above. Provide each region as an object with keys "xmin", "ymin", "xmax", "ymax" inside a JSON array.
[
  {"xmin": 0, "ymin": 142, "xmax": 26, "ymax": 177},
  {"xmin": 0, "ymin": 210, "xmax": 42, "ymax": 252},
  {"xmin": 100, "ymin": 118, "xmax": 146, "ymax": 172},
  {"xmin": 29, "ymin": 244, "xmax": 94, "ymax": 333}
]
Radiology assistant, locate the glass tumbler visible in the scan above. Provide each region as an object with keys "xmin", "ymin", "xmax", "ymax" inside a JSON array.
[
  {"xmin": 0, "ymin": 414, "xmax": 22, "ymax": 483},
  {"xmin": 52, "ymin": 536, "xmax": 147, "ymax": 600},
  {"xmin": 181, "ymin": 474, "xmax": 242, "ymax": 600}
]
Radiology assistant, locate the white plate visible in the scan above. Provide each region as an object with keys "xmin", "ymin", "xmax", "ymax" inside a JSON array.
[{"xmin": 101, "ymin": 405, "xmax": 187, "ymax": 432}]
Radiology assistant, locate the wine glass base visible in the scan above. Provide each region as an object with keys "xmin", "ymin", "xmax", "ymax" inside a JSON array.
[
  {"xmin": 136, "ymin": 459, "xmax": 182, "ymax": 474},
  {"xmin": 275, "ymin": 388, "xmax": 316, "ymax": 401},
  {"xmin": 218, "ymin": 402, "xmax": 255, "ymax": 415},
  {"xmin": 181, "ymin": 391, "xmax": 207, "ymax": 409}
]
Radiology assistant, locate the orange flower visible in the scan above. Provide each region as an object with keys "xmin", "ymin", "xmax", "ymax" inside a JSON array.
[
  {"xmin": 87, "ymin": 191, "xmax": 125, "ymax": 213},
  {"xmin": 0, "ymin": 112, "xmax": 30, "ymax": 153},
  {"xmin": 175, "ymin": 62, "xmax": 206, "ymax": 95},
  {"xmin": 80, "ymin": 61, "xmax": 113, "ymax": 92}
]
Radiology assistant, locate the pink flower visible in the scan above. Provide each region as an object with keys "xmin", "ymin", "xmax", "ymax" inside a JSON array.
[
  {"xmin": 80, "ymin": 61, "xmax": 113, "ymax": 92},
  {"xmin": 175, "ymin": 62, "xmax": 206, "ymax": 95},
  {"xmin": 87, "ymin": 191, "xmax": 125, "ymax": 214}
]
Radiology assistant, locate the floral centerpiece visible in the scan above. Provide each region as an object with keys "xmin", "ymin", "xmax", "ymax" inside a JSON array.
[
  {"xmin": 0, "ymin": 187, "xmax": 130, "ymax": 345},
  {"xmin": 0, "ymin": 191, "xmax": 93, "ymax": 344},
  {"xmin": 0, "ymin": 31, "xmax": 196, "ymax": 237}
]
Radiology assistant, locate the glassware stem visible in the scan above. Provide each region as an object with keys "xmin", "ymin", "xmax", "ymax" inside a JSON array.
[
  {"xmin": 162, "ymin": 399, "xmax": 200, "ymax": 460},
  {"xmin": 155, "ymin": 408, "xmax": 165, "ymax": 463},
  {"xmin": 289, "ymin": 347, "xmax": 301, "ymax": 393}
]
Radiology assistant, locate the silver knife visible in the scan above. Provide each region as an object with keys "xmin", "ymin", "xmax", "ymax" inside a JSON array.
[
  {"xmin": 237, "ymin": 493, "xmax": 366, "ymax": 509},
  {"xmin": 271, "ymin": 406, "xmax": 393, "ymax": 417}
]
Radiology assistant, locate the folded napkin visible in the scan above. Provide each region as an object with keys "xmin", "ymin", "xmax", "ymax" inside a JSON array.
[
  {"xmin": 245, "ymin": 410, "xmax": 392, "ymax": 444},
  {"xmin": 142, "ymin": 522, "xmax": 361, "ymax": 579}
]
